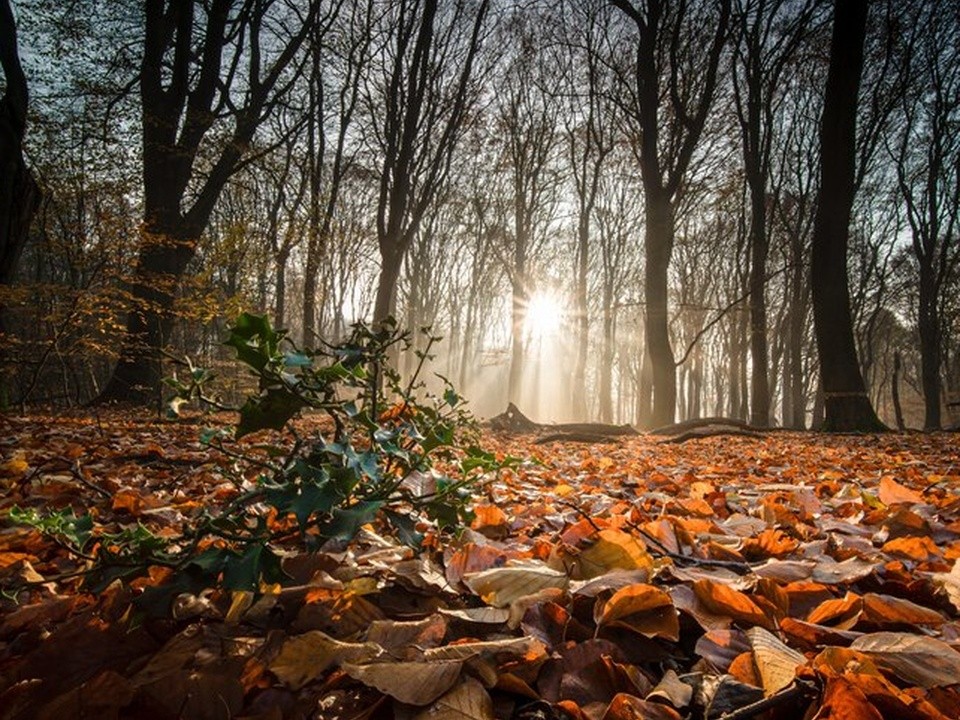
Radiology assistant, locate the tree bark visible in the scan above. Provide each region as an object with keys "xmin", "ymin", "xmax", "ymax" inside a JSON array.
[
  {"xmin": 98, "ymin": 0, "xmax": 318, "ymax": 405},
  {"xmin": 0, "ymin": 0, "xmax": 39, "ymax": 286},
  {"xmin": 810, "ymin": 0, "xmax": 885, "ymax": 431}
]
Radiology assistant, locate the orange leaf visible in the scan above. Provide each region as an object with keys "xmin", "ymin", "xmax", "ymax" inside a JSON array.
[
  {"xmin": 817, "ymin": 675, "xmax": 884, "ymax": 720},
  {"xmin": 878, "ymin": 476, "xmax": 924, "ymax": 505},
  {"xmin": 692, "ymin": 579, "xmax": 773, "ymax": 630},
  {"xmin": 595, "ymin": 583, "xmax": 679, "ymax": 641}
]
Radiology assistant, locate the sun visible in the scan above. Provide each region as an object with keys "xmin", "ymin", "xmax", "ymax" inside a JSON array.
[{"xmin": 523, "ymin": 291, "xmax": 565, "ymax": 339}]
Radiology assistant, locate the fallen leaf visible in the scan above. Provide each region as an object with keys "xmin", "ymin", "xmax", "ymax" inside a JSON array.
[
  {"xmin": 595, "ymin": 583, "xmax": 679, "ymax": 641},
  {"xmin": 413, "ymin": 677, "xmax": 495, "ymax": 720},
  {"xmin": 692, "ymin": 579, "xmax": 773, "ymax": 630},
  {"xmin": 269, "ymin": 631, "xmax": 382, "ymax": 690},
  {"xmin": 464, "ymin": 560, "xmax": 569, "ymax": 608},
  {"xmin": 878, "ymin": 476, "xmax": 924, "ymax": 506},
  {"xmin": 342, "ymin": 659, "xmax": 463, "ymax": 705},
  {"xmin": 850, "ymin": 632, "xmax": 960, "ymax": 688},
  {"xmin": 745, "ymin": 626, "xmax": 806, "ymax": 696}
]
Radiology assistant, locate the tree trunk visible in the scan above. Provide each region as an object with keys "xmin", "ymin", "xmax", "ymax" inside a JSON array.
[
  {"xmin": 645, "ymin": 192, "xmax": 676, "ymax": 427},
  {"xmin": 598, "ymin": 289, "xmax": 614, "ymax": 423},
  {"xmin": 0, "ymin": 0, "xmax": 38, "ymax": 285},
  {"xmin": 891, "ymin": 351, "xmax": 905, "ymax": 431},
  {"xmin": 810, "ymin": 0, "xmax": 884, "ymax": 432},
  {"xmin": 747, "ymin": 177, "xmax": 770, "ymax": 426},
  {"xmin": 917, "ymin": 269, "xmax": 941, "ymax": 429},
  {"xmin": 571, "ymin": 213, "xmax": 590, "ymax": 419}
]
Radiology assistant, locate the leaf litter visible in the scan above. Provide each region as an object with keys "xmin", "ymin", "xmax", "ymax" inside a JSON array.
[{"xmin": 2, "ymin": 411, "xmax": 960, "ymax": 718}]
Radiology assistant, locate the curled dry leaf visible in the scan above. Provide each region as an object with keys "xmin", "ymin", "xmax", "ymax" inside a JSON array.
[
  {"xmin": 269, "ymin": 631, "xmax": 383, "ymax": 690},
  {"xmin": 595, "ymin": 583, "xmax": 679, "ymax": 641},
  {"xmin": 692, "ymin": 579, "xmax": 774, "ymax": 630},
  {"xmin": 601, "ymin": 693, "xmax": 683, "ymax": 720},
  {"xmin": 850, "ymin": 632, "xmax": 960, "ymax": 688},
  {"xmin": 412, "ymin": 676, "xmax": 495, "ymax": 720},
  {"xmin": 341, "ymin": 658, "xmax": 464, "ymax": 706},
  {"xmin": 464, "ymin": 560, "xmax": 569, "ymax": 608},
  {"xmin": 423, "ymin": 635, "xmax": 546, "ymax": 662}
]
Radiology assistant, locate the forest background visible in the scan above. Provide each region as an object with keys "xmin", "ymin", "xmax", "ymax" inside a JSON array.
[{"xmin": 1, "ymin": 0, "xmax": 958, "ymax": 432}]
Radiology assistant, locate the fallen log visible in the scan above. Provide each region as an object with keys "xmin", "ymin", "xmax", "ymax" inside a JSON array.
[{"xmin": 486, "ymin": 403, "xmax": 639, "ymax": 443}]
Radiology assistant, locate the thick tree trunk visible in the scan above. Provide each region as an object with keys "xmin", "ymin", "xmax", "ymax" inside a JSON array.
[
  {"xmin": 747, "ymin": 179, "xmax": 770, "ymax": 427},
  {"xmin": 645, "ymin": 192, "xmax": 676, "ymax": 427},
  {"xmin": 810, "ymin": 0, "xmax": 884, "ymax": 432},
  {"xmin": 98, "ymin": 226, "xmax": 198, "ymax": 406},
  {"xmin": 0, "ymin": 0, "xmax": 39, "ymax": 286}
]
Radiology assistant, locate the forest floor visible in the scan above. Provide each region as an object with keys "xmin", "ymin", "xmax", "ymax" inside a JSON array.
[{"xmin": 1, "ymin": 411, "xmax": 960, "ymax": 720}]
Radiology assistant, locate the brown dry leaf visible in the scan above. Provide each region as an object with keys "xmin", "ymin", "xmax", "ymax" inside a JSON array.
[
  {"xmin": 850, "ymin": 632, "xmax": 960, "ymax": 688},
  {"xmin": 437, "ymin": 606, "xmax": 511, "ymax": 625},
  {"xmin": 412, "ymin": 677, "xmax": 495, "ymax": 720},
  {"xmin": 932, "ymin": 560, "xmax": 960, "ymax": 613},
  {"xmin": 745, "ymin": 626, "xmax": 806, "ymax": 696},
  {"xmin": 464, "ymin": 560, "xmax": 569, "ymax": 608},
  {"xmin": 817, "ymin": 675, "xmax": 884, "ymax": 720},
  {"xmin": 882, "ymin": 536, "xmax": 942, "ymax": 563},
  {"xmin": 568, "ymin": 529, "xmax": 654, "ymax": 580},
  {"xmin": 269, "ymin": 631, "xmax": 383, "ymax": 690},
  {"xmin": 595, "ymin": 583, "xmax": 679, "ymax": 641},
  {"xmin": 878, "ymin": 476, "xmax": 924, "ymax": 506},
  {"xmin": 692, "ymin": 579, "xmax": 773, "ymax": 630},
  {"xmin": 423, "ymin": 636, "xmax": 545, "ymax": 662},
  {"xmin": 36, "ymin": 670, "xmax": 135, "ymax": 720},
  {"xmin": 601, "ymin": 693, "xmax": 683, "ymax": 720},
  {"xmin": 365, "ymin": 615, "xmax": 447, "ymax": 656},
  {"xmin": 342, "ymin": 659, "xmax": 464, "ymax": 706},
  {"xmin": 471, "ymin": 504, "xmax": 510, "ymax": 540},
  {"xmin": 860, "ymin": 593, "xmax": 945, "ymax": 627},
  {"xmin": 806, "ymin": 592, "xmax": 863, "ymax": 629},
  {"xmin": 694, "ymin": 629, "xmax": 751, "ymax": 672},
  {"xmin": 645, "ymin": 669, "xmax": 693, "ymax": 709},
  {"xmin": 811, "ymin": 557, "xmax": 879, "ymax": 585}
]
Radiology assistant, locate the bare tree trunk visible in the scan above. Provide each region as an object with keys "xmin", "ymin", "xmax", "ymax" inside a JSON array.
[{"xmin": 810, "ymin": 0, "xmax": 884, "ymax": 431}]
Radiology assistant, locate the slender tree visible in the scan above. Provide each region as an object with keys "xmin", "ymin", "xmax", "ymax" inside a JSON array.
[
  {"xmin": 370, "ymin": 0, "xmax": 490, "ymax": 324},
  {"xmin": 610, "ymin": 0, "xmax": 732, "ymax": 427},
  {"xmin": 810, "ymin": 0, "xmax": 884, "ymax": 431}
]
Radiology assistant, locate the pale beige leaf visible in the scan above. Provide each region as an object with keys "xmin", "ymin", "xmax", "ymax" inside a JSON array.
[
  {"xmin": 850, "ymin": 632, "xmax": 960, "ymax": 688},
  {"xmin": 342, "ymin": 660, "xmax": 463, "ymax": 705},
  {"xmin": 745, "ymin": 627, "xmax": 805, "ymax": 696},
  {"xmin": 413, "ymin": 677, "xmax": 494, "ymax": 720},
  {"xmin": 437, "ymin": 607, "xmax": 511, "ymax": 625},
  {"xmin": 463, "ymin": 561, "xmax": 569, "ymax": 608},
  {"xmin": 423, "ymin": 636, "xmax": 545, "ymax": 662},
  {"xmin": 270, "ymin": 631, "xmax": 382, "ymax": 690},
  {"xmin": 366, "ymin": 615, "xmax": 447, "ymax": 655}
]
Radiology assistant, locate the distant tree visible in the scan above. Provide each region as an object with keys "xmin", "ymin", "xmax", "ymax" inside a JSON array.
[
  {"xmin": 889, "ymin": 0, "xmax": 960, "ymax": 429},
  {"xmin": 810, "ymin": 0, "xmax": 885, "ymax": 431},
  {"xmin": 98, "ymin": 0, "xmax": 322, "ymax": 406},
  {"xmin": 732, "ymin": 0, "xmax": 817, "ymax": 427},
  {"xmin": 0, "ymin": 0, "xmax": 39, "ymax": 286},
  {"xmin": 368, "ymin": 0, "xmax": 491, "ymax": 324},
  {"xmin": 610, "ymin": 0, "xmax": 732, "ymax": 427}
]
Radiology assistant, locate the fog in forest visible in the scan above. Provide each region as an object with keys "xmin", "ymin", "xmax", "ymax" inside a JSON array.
[{"xmin": 2, "ymin": 0, "xmax": 958, "ymax": 431}]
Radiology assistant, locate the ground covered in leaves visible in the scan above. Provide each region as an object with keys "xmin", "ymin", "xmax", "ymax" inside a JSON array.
[{"xmin": 2, "ymin": 411, "xmax": 960, "ymax": 720}]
